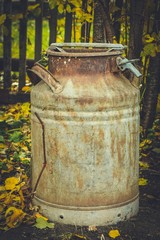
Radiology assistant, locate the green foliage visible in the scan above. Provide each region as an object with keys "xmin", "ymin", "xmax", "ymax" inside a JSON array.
[
  {"xmin": 8, "ymin": 131, "xmax": 23, "ymax": 143},
  {"xmin": 141, "ymin": 43, "xmax": 157, "ymax": 58},
  {"xmin": 48, "ymin": 0, "xmax": 57, "ymax": 9},
  {"xmin": 141, "ymin": 33, "xmax": 160, "ymax": 58},
  {"xmin": 34, "ymin": 217, "xmax": 54, "ymax": 229},
  {"xmin": 0, "ymin": 14, "xmax": 6, "ymax": 25},
  {"xmin": 28, "ymin": 4, "xmax": 40, "ymax": 12},
  {"xmin": 0, "ymin": 136, "xmax": 5, "ymax": 143},
  {"xmin": 48, "ymin": 0, "xmax": 93, "ymax": 23}
]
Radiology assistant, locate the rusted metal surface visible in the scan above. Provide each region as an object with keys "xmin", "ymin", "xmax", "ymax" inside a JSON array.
[{"xmin": 31, "ymin": 45, "xmax": 140, "ymax": 226}]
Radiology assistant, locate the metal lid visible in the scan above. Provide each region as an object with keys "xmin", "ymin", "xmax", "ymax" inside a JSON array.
[{"xmin": 47, "ymin": 43, "xmax": 126, "ymax": 57}]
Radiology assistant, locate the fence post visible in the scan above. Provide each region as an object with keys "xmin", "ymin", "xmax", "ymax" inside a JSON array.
[
  {"xmin": 19, "ymin": 0, "xmax": 28, "ymax": 91},
  {"xmin": 35, "ymin": 0, "xmax": 43, "ymax": 61},
  {"xmin": 64, "ymin": 8, "xmax": 72, "ymax": 42},
  {"xmin": 3, "ymin": 0, "xmax": 12, "ymax": 90},
  {"xmin": 49, "ymin": 7, "xmax": 57, "ymax": 44}
]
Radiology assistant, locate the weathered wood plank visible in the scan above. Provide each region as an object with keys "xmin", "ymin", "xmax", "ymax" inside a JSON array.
[
  {"xmin": 3, "ymin": 0, "xmax": 12, "ymax": 90},
  {"xmin": 64, "ymin": 10, "xmax": 72, "ymax": 42},
  {"xmin": 49, "ymin": 7, "xmax": 57, "ymax": 44},
  {"xmin": 19, "ymin": 0, "xmax": 28, "ymax": 91},
  {"xmin": 35, "ymin": 0, "xmax": 43, "ymax": 61}
]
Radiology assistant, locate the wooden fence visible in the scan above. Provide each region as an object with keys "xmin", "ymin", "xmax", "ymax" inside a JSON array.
[{"xmin": 0, "ymin": 0, "xmax": 92, "ymax": 103}]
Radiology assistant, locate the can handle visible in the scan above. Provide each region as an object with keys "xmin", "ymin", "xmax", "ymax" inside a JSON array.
[
  {"xmin": 116, "ymin": 57, "xmax": 142, "ymax": 78},
  {"xmin": 27, "ymin": 63, "xmax": 63, "ymax": 94}
]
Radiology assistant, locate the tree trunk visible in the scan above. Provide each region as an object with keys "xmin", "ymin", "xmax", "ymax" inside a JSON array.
[
  {"xmin": 112, "ymin": 0, "xmax": 123, "ymax": 42},
  {"xmin": 93, "ymin": 0, "xmax": 105, "ymax": 42},
  {"xmin": 141, "ymin": 1, "xmax": 160, "ymax": 131},
  {"xmin": 141, "ymin": 53, "xmax": 160, "ymax": 131},
  {"xmin": 93, "ymin": 0, "xmax": 114, "ymax": 43},
  {"xmin": 128, "ymin": 0, "xmax": 146, "ymax": 59}
]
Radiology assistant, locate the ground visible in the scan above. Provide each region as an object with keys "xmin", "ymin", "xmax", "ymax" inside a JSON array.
[{"xmin": 1, "ymin": 151, "xmax": 160, "ymax": 240}]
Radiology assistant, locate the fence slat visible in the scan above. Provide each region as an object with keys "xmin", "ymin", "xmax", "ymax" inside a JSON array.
[
  {"xmin": 3, "ymin": 0, "xmax": 12, "ymax": 90},
  {"xmin": 19, "ymin": 0, "xmax": 28, "ymax": 91},
  {"xmin": 35, "ymin": 0, "xmax": 43, "ymax": 61},
  {"xmin": 49, "ymin": 7, "xmax": 57, "ymax": 44},
  {"xmin": 64, "ymin": 10, "xmax": 72, "ymax": 42}
]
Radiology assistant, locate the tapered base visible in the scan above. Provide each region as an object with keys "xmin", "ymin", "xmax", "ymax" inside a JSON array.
[{"xmin": 33, "ymin": 194, "xmax": 139, "ymax": 226}]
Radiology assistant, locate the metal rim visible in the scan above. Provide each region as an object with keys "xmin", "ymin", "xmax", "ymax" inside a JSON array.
[{"xmin": 47, "ymin": 42, "xmax": 125, "ymax": 57}]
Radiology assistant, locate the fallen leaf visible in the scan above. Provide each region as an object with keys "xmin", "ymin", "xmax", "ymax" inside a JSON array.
[
  {"xmin": 108, "ymin": 229, "xmax": 120, "ymax": 239},
  {"xmin": 34, "ymin": 217, "xmax": 54, "ymax": 229},
  {"xmin": 0, "ymin": 192, "xmax": 7, "ymax": 201},
  {"xmin": 139, "ymin": 178, "xmax": 148, "ymax": 186},
  {"xmin": 0, "ymin": 135, "xmax": 5, "ymax": 143},
  {"xmin": 21, "ymin": 86, "xmax": 31, "ymax": 93},
  {"xmin": 5, "ymin": 177, "xmax": 20, "ymax": 190},
  {"xmin": 5, "ymin": 206, "xmax": 26, "ymax": 228},
  {"xmin": 35, "ymin": 212, "xmax": 48, "ymax": 221},
  {"xmin": 75, "ymin": 234, "xmax": 87, "ymax": 239},
  {"xmin": 8, "ymin": 131, "xmax": 23, "ymax": 143},
  {"xmin": 139, "ymin": 161, "xmax": 149, "ymax": 169},
  {"xmin": 88, "ymin": 225, "xmax": 97, "ymax": 231}
]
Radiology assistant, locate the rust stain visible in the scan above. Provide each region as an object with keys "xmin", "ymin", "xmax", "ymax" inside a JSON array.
[
  {"xmin": 82, "ymin": 133, "xmax": 90, "ymax": 143},
  {"xmin": 99, "ymin": 129, "xmax": 104, "ymax": 140},
  {"xmin": 76, "ymin": 174, "xmax": 84, "ymax": 190},
  {"xmin": 96, "ymin": 155, "xmax": 102, "ymax": 166},
  {"xmin": 75, "ymin": 98, "xmax": 93, "ymax": 106}
]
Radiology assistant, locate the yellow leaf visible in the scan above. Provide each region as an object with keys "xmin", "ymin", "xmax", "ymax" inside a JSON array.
[
  {"xmin": 0, "ymin": 14, "xmax": 6, "ymax": 25},
  {"xmin": 139, "ymin": 161, "xmax": 149, "ymax": 169},
  {"xmin": 14, "ymin": 112, "xmax": 21, "ymax": 121},
  {"xmin": 139, "ymin": 178, "xmax": 148, "ymax": 186},
  {"xmin": 0, "ymin": 192, "xmax": 7, "ymax": 201},
  {"xmin": 85, "ymin": 13, "xmax": 93, "ymax": 23},
  {"xmin": 74, "ymin": 7, "xmax": 82, "ymax": 18},
  {"xmin": 35, "ymin": 213, "xmax": 48, "ymax": 221},
  {"xmin": 21, "ymin": 86, "xmax": 31, "ymax": 93},
  {"xmin": 144, "ymin": 34, "xmax": 155, "ymax": 43},
  {"xmin": 113, "ymin": 36, "xmax": 117, "ymax": 43},
  {"xmin": 0, "ymin": 204, "xmax": 5, "ymax": 214},
  {"xmin": 74, "ymin": 234, "xmax": 86, "ymax": 239},
  {"xmin": 66, "ymin": 4, "xmax": 71, "ymax": 13},
  {"xmin": 108, "ymin": 229, "xmax": 120, "ymax": 239},
  {"xmin": 28, "ymin": 4, "xmax": 40, "ymax": 11},
  {"xmin": 140, "ymin": 139, "xmax": 152, "ymax": 148},
  {"xmin": 0, "ymin": 143, "xmax": 7, "ymax": 149},
  {"xmin": 87, "ymin": 5, "xmax": 92, "ymax": 13},
  {"xmin": 5, "ymin": 206, "xmax": 26, "ymax": 228},
  {"xmin": 0, "ymin": 186, "xmax": 5, "ymax": 192},
  {"xmin": 5, "ymin": 177, "xmax": 20, "ymax": 190},
  {"xmin": 69, "ymin": 0, "xmax": 81, "ymax": 7},
  {"xmin": 58, "ymin": 4, "xmax": 64, "ymax": 14},
  {"xmin": 21, "ymin": 102, "xmax": 30, "ymax": 117}
]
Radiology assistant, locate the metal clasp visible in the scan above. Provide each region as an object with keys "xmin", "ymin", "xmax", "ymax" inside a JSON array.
[{"xmin": 116, "ymin": 57, "xmax": 142, "ymax": 78}]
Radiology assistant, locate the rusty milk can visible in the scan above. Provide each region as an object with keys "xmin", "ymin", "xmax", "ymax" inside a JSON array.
[{"xmin": 29, "ymin": 43, "xmax": 142, "ymax": 226}]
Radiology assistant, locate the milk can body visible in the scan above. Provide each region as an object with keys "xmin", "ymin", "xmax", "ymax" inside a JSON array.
[{"xmin": 31, "ymin": 45, "xmax": 140, "ymax": 226}]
